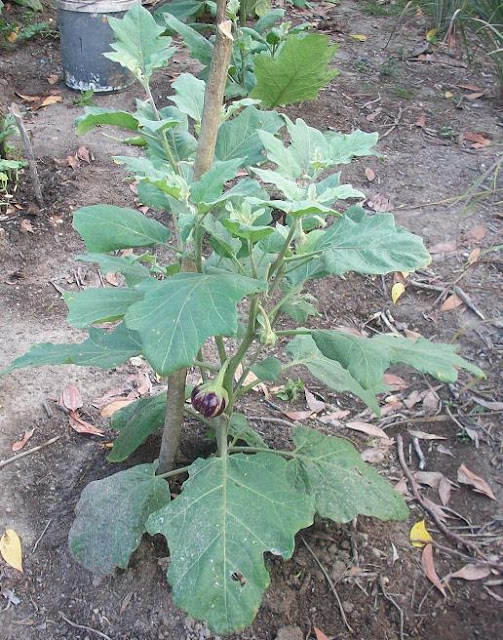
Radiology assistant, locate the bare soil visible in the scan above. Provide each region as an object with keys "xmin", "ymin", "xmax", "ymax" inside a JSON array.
[{"xmin": 0, "ymin": 2, "xmax": 502, "ymax": 640}]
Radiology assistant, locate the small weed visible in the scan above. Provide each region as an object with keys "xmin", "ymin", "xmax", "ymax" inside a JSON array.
[
  {"xmin": 355, "ymin": 56, "xmax": 372, "ymax": 73},
  {"xmin": 438, "ymin": 125, "xmax": 455, "ymax": 138},
  {"xmin": 380, "ymin": 57, "xmax": 397, "ymax": 76},
  {"xmin": 391, "ymin": 85, "xmax": 415, "ymax": 99},
  {"xmin": 276, "ymin": 379, "xmax": 305, "ymax": 402},
  {"xmin": 73, "ymin": 89, "xmax": 95, "ymax": 107}
]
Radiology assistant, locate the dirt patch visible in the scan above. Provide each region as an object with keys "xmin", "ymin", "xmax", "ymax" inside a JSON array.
[{"xmin": 1, "ymin": 2, "xmax": 502, "ymax": 640}]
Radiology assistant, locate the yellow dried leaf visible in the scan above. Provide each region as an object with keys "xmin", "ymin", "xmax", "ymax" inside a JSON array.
[
  {"xmin": 391, "ymin": 282, "xmax": 406, "ymax": 304},
  {"xmin": 426, "ymin": 28, "xmax": 438, "ymax": 42},
  {"xmin": 0, "ymin": 528, "xmax": 23, "ymax": 573},
  {"xmin": 7, "ymin": 28, "xmax": 19, "ymax": 43},
  {"xmin": 410, "ymin": 519, "xmax": 433, "ymax": 548},
  {"xmin": 350, "ymin": 34, "xmax": 368, "ymax": 41},
  {"xmin": 444, "ymin": 91, "xmax": 453, "ymax": 99}
]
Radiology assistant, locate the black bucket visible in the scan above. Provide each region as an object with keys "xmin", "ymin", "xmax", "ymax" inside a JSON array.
[{"xmin": 58, "ymin": 0, "xmax": 139, "ymax": 92}]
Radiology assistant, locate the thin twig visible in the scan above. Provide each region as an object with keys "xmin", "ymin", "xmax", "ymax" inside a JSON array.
[
  {"xmin": 32, "ymin": 519, "xmax": 52, "ymax": 553},
  {"xmin": 248, "ymin": 415, "xmax": 297, "ymax": 429},
  {"xmin": 412, "ymin": 437, "xmax": 426, "ymax": 470},
  {"xmin": 396, "ymin": 435, "xmax": 489, "ymax": 560},
  {"xmin": 0, "ymin": 436, "xmax": 61, "ymax": 469},
  {"xmin": 9, "ymin": 103, "xmax": 44, "ymax": 207},
  {"xmin": 301, "ymin": 535, "xmax": 354, "ymax": 634},
  {"xmin": 59, "ymin": 612, "xmax": 112, "ymax": 640},
  {"xmin": 379, "ymin": 576, "xmax": 405, "ymax": 640}
]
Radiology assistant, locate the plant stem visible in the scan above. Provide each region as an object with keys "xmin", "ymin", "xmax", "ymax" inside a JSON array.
[
  {"xmin": 143, "ymin": 83, "xmax": 178, "ymax": 172},
  {"xmin": 215, "ymin": 336, "xmax": 227, "ymax": 363},
  {"xmin": 229, "ymin": 446, "xmax": 296, "ymax": 458},
  {"xmin": 157, "ymin": 464, "xmax": 191, "ymax": 479},
  {"xmin": 158, "ymin": 368, "xmax": 187, "ymax": 473},
  {"xmin": 10, "ymin": 103, "xmax": 44, "ymax": 208},
  {"xmin": 215, "ymin": 414, "xmax": 229, "ymax": 457},
  {"xmin": 276, "ymin": 329, "xmax": 312, "ymax": 337}
]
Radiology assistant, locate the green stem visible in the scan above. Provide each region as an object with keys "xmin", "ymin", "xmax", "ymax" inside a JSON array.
[
  {"xmin": 215, "ymin": 414, "xmax": 229, "ymax": 457},
  {"xmin": 193, "ymin": 359, "xmax": 220, "ymax": 373},
  {"xmin": 157, "ymin": 464, "xmax": 191, "ymax": 479},
  {"xmin": 229, "ymin": 446, "xmax": 296, "ymax": 458},
  {"xmin": 268, "ymin": 219, "xmax": 299, "ymax": 280},
  {"xmin": 276, "ymin": 329, "xmax": 312, "ymax": 337},
  {"xmin": 183, "ymin": 405, "xmax": 215, "ymax": 429},
  {"xmin": 225, "ymin": 295, "xmax": 258, "ymax": 393},
  {"xmin": 143, "ymin": 82, "xmax": 179, "ymax": 172},
  {"xmin": 215, "ymin": 336, "xmax": 227, "ymax": 364}
]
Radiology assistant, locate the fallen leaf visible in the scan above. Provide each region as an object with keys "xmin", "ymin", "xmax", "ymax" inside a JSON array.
[
  {"xmin": 410, "ymin": 520, "xmax": 433, "ymax": 548},
  {"xmin": 457, "ymin": 464, "xmax": 496, "ymax": 500},
  {"xmin": 367, "ymin": 193, "xmax": 391, "ymax": 212},
  {"xmin": 422, "ymin": 389, "xmax": 441, "ymax": 414},
  {"xmin": 47, "ymin": 74, "xmax": 59, "ymax": 85},
  {"xmin": 426, "ymin": 28, "xmax": 438, "ymax": 42},
  {"xmin": 404, "ymin": 389, "xmax": 422, "ymax": 409},
  {"xmin": 283, "ymin": 410, "xmax": 314, "ymax": 422},
  {"xmin": 391, "ymin": 282, "xmax": 406, "ymax": 304},
  {"xmin": 77, "ymin": 145, "xmax": 91, "ymax": 164},
  {"xmin": 364, "ymin": 167, "xmax": 375, "ymax": 181},
  {"xmin": 66, "ymin": 154, "xmax": 79, "ymax": 170},
  {"xmin": 350, "ymin": 33, "xmax": 368, "ymax": 41},
  {"xmin": 449, "ymin": 564, "xmax": 491, "ymax": 581},
  {"xmin": 467, "ymin": 248, "xmax": 481, "ymax": 265},
  {"xmin": 440, "ymin": 293, "xmax": 463, "ymax": 311},
  {"xmin": 444, "ymin": 91, "xmax": 453, "ymax": 99},
  {"xmin": 60, "ymin": 384, "xmax": 83, "ymax": 412},
  {"xmin": 380, "ymin": 400, "xmax": 404, "ymax": 416},
  {"xmin": 472, "ymin": 397, "xmax": 503, "ymax": 411},
  {"xmin": 38, "ymin": 95, "xmax": 62, "ymax": 109},
  {"xmin": 414, "ymin": 471, "xmax": 444, "ymax": 489},
  {"xmin": 383, "ymin": 373, "xmax": 408, "ymax": 390},
  {"xmin": 16, "ymin": 93, "xmax": 40, "ymax": 103},
  {"xmin": 422, "ymin": 543, "xmax": 446, "ymax": 596},
  {"xmin": 361, "ymin": 440, "xmax": 393, "ymax": 464},
  {"xmin": 429, "ymin": 240, "xmax": 457, "ymax": 254},
  {"xmin": 437, "ymin": 444, "xmax": 454, "ymax": 457},
  {"xmin": 415, "ymin": 113, "xmax": 426, "ymax": 127},
  {"xmin": 104, "ymin": 272, "xmax": 120, "ymax": 287},
  {"xmin": 69, "ymin": 410, "xmax": 105, "ymax": 436},
  {"xmin": 305, "ymin": 389, "xmax": 325, "ymax": 414},
  {"xmin": 345, "ymin": 420, "xmax": 390, "ymax": 440},
  {"xmin": 438, "ymin": 477, "xmax": 452, "ymax": 506},
  {"xmin": 408, "ymin": 429, "xmax": 447, "ymax": 440},
  {"xmin": 20, "ymin": 219, "xmax": 34, "ymax": 233},
  {"xmin": 314, "ymin": 628, "xmax": 330, "ymax": 640},
  {"xmin": 465, "ymin": 91, "xmax": 485, "ymax": 101},
  {"xmin": 100, "ymin": 399, "xmax": 135, "ymax": 418},
  {"xmin": 0, "ymin": 529, "xmax": 23, "ymax": 573},
  {"xmin": 465, "ymin": 224, "xmax": 487, "ymax": 243},
  {"xmin": 11, "ymin": 428, "xmax": 35, "ymax": 452},
  {"xmin": 484, "ymin": 586, "xmax": 503, "ymax": 603},
  {"xmin": 366, "ymin": 107, "xmax": 382, "ymax": 122},
  {"xmin": 391, "ymin": 542, "xmax": 400, "ymax": 564},
  {"xmin": 7, "ymin": 28, "xmax": 19, "ymax": 43},
  {"xmin": 464, "ymin": 131, "xmax": 491, "ymax": 149},
  {"xmin": 318, "ymin": 409, "xmax": 350, "ymax": 423},
  {"xmin": 234, "ymin": 364, "xmax": 267, "ymax": 395},
  {"xmin": 423, "ymin": 497, "xmax": 450, "ymax": 522},
  {"xmin": 457, "ymin": 83, "xmax": 481, "ymax": 92}
]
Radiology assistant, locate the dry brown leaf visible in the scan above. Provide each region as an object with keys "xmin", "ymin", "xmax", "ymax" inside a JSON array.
[
  {"xmin": 404, "ymin": 389, "xmax": 422, "ymax": 409},
  {"xmin": 422, "ymin": 389, "xmax": 441, "ymax": 414},
  {"xmin": 440, "ymin": 293, "xmax": 463, "ymax": 312},
  {"xmin": 318, "ymin": 409, "xmax": 350, "ymax": 423},
  {"xmin": 16, "ymin": 93, "xmax": 40, "ymax": 103},
  {"xmin": 100, "ymin": 399, "xmax": 135, "ymax": 418},
  {"xmin": 20, "ymin": 219, "xmax": 34, "ymax": 233},
  {"xmin": 421, "ymin": 543, "xmax": 446, "ymax": 596},
  {"xmin": 69, "ymin": 410, "xmax": 105, "ymax": 436},
  {"xmin": 464, "ymin": 131, "xmax": 491, "ymax": 149},
  {"xmin": 366, "ymin": 107, "xmax": 382, "ymax": 122},
  {"xmin": 367, "ymin": 193, "xmax": 391, "ymax": 212},
  {"xmin": 415, "ymin": 113, "xmax": 426, "ymax": 127},
  {"xmin": 438, "ymin": 477, "xmax": 452, "ymax": 506},
  {"xmin": 423, "ymin": 497, "xmax": 449, "ymax": 523},
  {"xmin": 404, "ymin": 329, "xmax": 423, "ymax": 340},
  {"xmin": 104, "ymin": 272, "xmax": 120, "ymax": 287},
  {"xmin": 457, "ymin": 464, "xmax": 496, "ymax": 500},
  {"xmin": 380, "ymin": 400, "xmax": 404, "ymax": 416},
  {"xmin": 457, "ymin": 83, "xmax": 482, "ymax": 92},
  {"xmin": 465, "ymin": 91, "xmax": 485, "ymax": 101},
  {"xmin": 472, "ymin": 397, "xmax": 503, "ymax": 411},
  {"xmin": 364, "ymin": 167, "xmax": 375, "ymax": 181},
  {"xmin": 38, "ymin": 95, "xmax": 62, "ymax": 109},
  {"xmin": 345, "ymin": 420, "xmax": 390, "ymax": 439},
  {"xmin": 60, "ymin": 384, "xmax": 83, "ymax": 412},
  {"xmin": 11, "ymin": 428, "xmax": 35, "ymax": 452},
  {"xmin": 408, "ymin": 429, "xmax": 446, "ymax": 441},
  {"xmin": 314, "ymin": 628, "xmax": 330, "ymax": 640},
  {"xmin": 429, "ymin": 240, "xmax": 457, "ymax": 254},
  {"xmin": 414, "ymin": 471, "xmax": 444, "ymax": 489},
  {"xmin": 467, "ymin": 248, "xmax": 481, "ymax": 265},
  {"xmin": 77, "ymin": 145, "xmax": 91, "ymax": 164},
  {"xmin": 384, "ymin": 373, "xmax": 408, "ymax": 390},
  {"xmin": 449, "ymin": 564, "xmax": 491, "ymax": 581},
  {"xmin": 0, "ymin": 529, "xmax": 23, "ymax": 573},
  {"xmin": 304, "ymin": 389, "xmax": 325, "ymax": 414},
  {"xmin": 437, "ymin": 444, "xmax": 454, "ymax": 457},
  {"xmin": 283, "ymin": 410, "xmax": 313, "ymax": 422},
  {"xmin": 361, "ymin": 440, "xmax": 393, "ymax": 464},
  {"xmin": 66, "ymin": 154, "xmax": 79, "ymax": 170},
  {"xmin": 47, "ymin": 73, "xmax": 59, "ymax": 85},
  {"xmin": 465, "ymin": 224, "xmax": 487, "ymax": 243}
]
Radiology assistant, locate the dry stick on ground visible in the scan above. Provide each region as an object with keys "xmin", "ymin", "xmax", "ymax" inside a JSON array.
[
  {"xmin": 157, "ymin": 7, "xmax": 234, "ymax": 474},
  {"xmin": 301, "ymin": 535, "xmax": 355, "ymax": 634},
  {"xmin": 0, "ymin": 436, "xmax": 61, "ymax": 469},
  {"xmin": 58, "ymin": 612, "xmax": 112, "ymax": 640},
  {"xmin": 9, "ymin": 102, "xmax": 44, "ymax": 208},
  {"xmin": 396, "ymin": 435, "xmax": 495, "ymax": 562}
]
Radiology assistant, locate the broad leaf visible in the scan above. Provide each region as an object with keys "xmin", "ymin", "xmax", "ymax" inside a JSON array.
[
  {"xmin": 162, "ymin": 12, "xmax": 214, "ymax": 66},
  {"xmin": 286, "ymin": 335, "xmax": 380, "ymax": 413},
  {"xmin": 313, "ymin": 330, "xmax": 485, "ymax": 387},
  {"xmin": 191, "ymin": 159, "xmax": 244, "ymax": 205},
  {"xmin": 106, "ymin": 4, "xmax": 176, "ymax": 82},
  {"xmin": 77, "ymin": 254, "xmax": 150, "ymax": 286},
  {"xmin": 288, "ymin": 427, "xmax": 408, "ymax": 522},
  {"xmin": 250, "ymin": 34, "xmax": 338, "ymax": 108},
  {"xmin": 0, "ymin": 324, "xmax": 142, "ymax": 376},
  {"xmin": 69, "ymin": 464, "xmax": 171, "ymax": 575},
  {"xmin": 228, "ymin": 413, "xmax": 267, "ymax": 448},
  {"xmin": 215, "ymin": 106, "xmax": 283, "ymax": 166},
  {"xmin": 146, "ymin": 453, "xmax": 313, "ymax": 633},
  {"xmin": 124, "ymin": 273, "xmax": 265, "ymax": 375},
  {"xmin": 64, "ymin": 288, "xmax": 143, "ymax": 328},
  {"xmin": 73, "ymin": 205, "xmax": 170, "ymax": 252},
  {"xmin": 76, "ymin": 107, "xmax": 140, "ymax": 136},
  {"xmin": 109, "ymin": 393, "xmax": 167, "ymax": 462},
  {"xmin": 250, "ymin": 357, "xmax": 282, "ymax": 381},
  {"xmin": 170, "ymin": 73, "xmax": 206, "ymax": 125}
]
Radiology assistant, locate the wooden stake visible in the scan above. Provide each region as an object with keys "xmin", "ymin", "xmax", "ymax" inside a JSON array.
[{"xmin": 9, "ymin": 103, "xmax": 44, "ymax": 208}]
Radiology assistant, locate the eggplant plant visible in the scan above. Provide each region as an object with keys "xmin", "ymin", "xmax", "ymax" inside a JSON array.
[{"xmin": 1, "ymin": 4, "xmax": 483, "ymax": 635}]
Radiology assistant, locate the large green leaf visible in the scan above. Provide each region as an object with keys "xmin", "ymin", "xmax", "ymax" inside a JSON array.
[
  {"xmin": 250, "ymin": 34, "xmax": 338, "ymax": 108},
  {"xmin": 170, "ymin": 73, "xmax": 206, "ymax": 126},
  {"xmin": 106, "ymin": 4, "xmax": 175, "ymax": 82},
  {"xmin": 286, "ymin": 335, "xmax": 381, "ymax": 413},
  {"xmin": 0, "ymin": 324, "xmax": 142, "ymax": 376},
  {"xmin": 191, "ymin": 159, "xmax": 244, "ymax": 206},
  {"xmin": 162, "ymin": 12, "xmax": 214, "ymax": 66},
  {"xmin": 146, "ymin": 453, "xmax": 314, "ymax": 633},
  {"xmin": 64, "ymin": 288, "xmax": 144, "ymax": 328},
  {"xmin": 228, "ymin": 413, "xmax": 267, "ymax": 448},
  {"xmin": 288, "ymin": 206, "xmax": 431, "ymax": 283},
  {"xmin": 313, "ymin": 330, "xmax": 484, "ymax": 387},
  {"xmin": 69, "ymin": 464, "xmax": 171, "ymax": 575},
  {"xmin": 109, "ymin": 393, "xmax": 167, "ymax": 462},
  {"xmin": 288, "ymin": 427, "xmax": 408, "ymax": 522},
  {"xmin": 73, "ymin": 205, "xmax": 170, "ymax": 252},
  {"xmin": 75, "ymin": 107, "xmax": 140, "ymax": 136},
  {"xmin": 124, "ymin": 273, "xmax": 265, "ymax": 375},
  {"xmin": 215, "ymin": 106, "xmax": 283, "ymax": 166}
]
